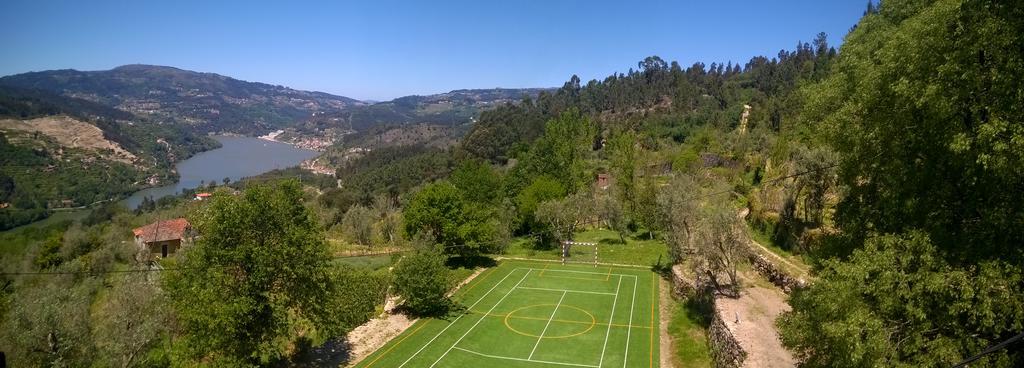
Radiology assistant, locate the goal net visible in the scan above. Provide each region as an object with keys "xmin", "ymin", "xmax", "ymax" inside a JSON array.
[{"xmin": 561, "ymin": 241, "xmax": 598, "ymax": 267}]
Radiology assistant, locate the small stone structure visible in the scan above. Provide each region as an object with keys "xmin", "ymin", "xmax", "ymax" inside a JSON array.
[{"xmin": 132, "ymin": 218, "xmax": 194, "ymax": 261}]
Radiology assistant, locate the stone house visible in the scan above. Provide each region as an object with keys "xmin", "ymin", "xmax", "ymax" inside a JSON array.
[{"xmin": 132, "ymin": 218, "xmax": 193, "ymax": 260}]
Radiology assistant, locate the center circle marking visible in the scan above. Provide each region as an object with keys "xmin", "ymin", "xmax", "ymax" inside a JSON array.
[{"xmin": 503, "ymin": 304, "xmax": 596, "ymax": 339}]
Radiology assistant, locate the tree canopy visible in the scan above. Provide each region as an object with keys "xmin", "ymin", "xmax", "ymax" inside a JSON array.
[
  {"xmin": 164, "ymin": 181, "xmax": 380, "ymax": 365},
  {"xmin": 779, "ymin": 1, "xmax": 1024, "ymax": 365}
]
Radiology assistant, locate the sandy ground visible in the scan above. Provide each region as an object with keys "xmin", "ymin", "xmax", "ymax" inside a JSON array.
[
  {"xmin": 343, "ymin": 267, "xmax": 487, "ymax": 367},
  {"xmin": 0, "ymin": 115, "xmax": 137, "ymax": 164},
  {"xmin": 344, "ymin": 304, "xmax": 416, "ymax": 367},
  {"xmin": 715, "ymin": 273, "xmax": 796, "ymax": 368},
  {"xmin": 659, "ymin": 277, "xmax": 674, "ymax": 368}
]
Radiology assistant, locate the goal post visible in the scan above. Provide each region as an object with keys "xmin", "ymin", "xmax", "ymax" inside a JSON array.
[{"xmin": 561, "ymin": 241, "xmax": 598, "ymax": 267}]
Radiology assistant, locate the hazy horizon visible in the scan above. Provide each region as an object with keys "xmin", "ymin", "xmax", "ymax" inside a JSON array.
[{"xmin": 1, "ymin": 0, "xmax": 865, "ymax": 101}]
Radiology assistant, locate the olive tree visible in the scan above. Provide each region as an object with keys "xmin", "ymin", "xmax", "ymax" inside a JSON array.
[
  {"xmin": 95, "ymin": 274, "xmax": 171, "ymax": 368},
  {"xmin": 535, "ymin": 192, "xmax": 594, "ymax": 243},
  {"xmin": 341, "ymin": 204, "xmax": 375, "ymax": 246},
  {"xmin": 694, "ymin": 203, "xmax": 749, "ymax": 295}
]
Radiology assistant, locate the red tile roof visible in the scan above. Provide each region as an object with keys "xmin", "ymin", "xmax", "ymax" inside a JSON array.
[
  {"xmin": 195, "ymin": 192, "xmax": 212, "ymax": 197},
  {"xmin": 133, "ymin": 218, "xmax": 191, "ymax": 243}
]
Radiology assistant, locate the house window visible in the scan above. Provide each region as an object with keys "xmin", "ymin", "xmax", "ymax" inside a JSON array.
[{"xmin": 161, "ymin": 244, "xmax": 168, "ymax": 258}]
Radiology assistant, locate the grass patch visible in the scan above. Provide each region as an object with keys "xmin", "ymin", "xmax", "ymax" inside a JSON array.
[
  {"xmin": 354, "ymin": 260, "xmax": 660, "ymax": 367},
  {"xmin": 746, "ymin": 222, "xmax": 793, "ymax": 258},
  {"xmin": 499, "ymin": 228, "xmax": 670, "ymax": 267},
  {"xmin": 333, "ymin": 254, "xmax": 395, "ymax": 270},
  {"xmin": 668, "ymin": 299, "xmax": 712, "ymax": 367},
  {"xmin": 746, "ymin": 222, "xmax": 812, "ymax": 277}
]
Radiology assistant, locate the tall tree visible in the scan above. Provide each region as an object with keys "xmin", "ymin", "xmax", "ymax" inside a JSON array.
[
  {"xmin": 404, "ymin": 181, "xmax": 499, "ymax": 255},
  {"xmin": 513, "ymin": 109, "xmax": 596, "ymax": 194},
  {"xmin": 607, "ymin": 131, "xmax": 639, "ymax": 215},
  {"xmin": 535, "ymin": 192, "xmax": 594, "ymax": 243},
  {"xmin": 450, "ymin": 159, "xmax": 503, "ymax": 206},
  {"xmin": 164, "ymin": 181, "xmax": 373, "ymax": 365},
  {"xmin": 391, "ymin": 250, "xmax": 452, "ymax": 316},
  {"xmin": 782, "ymin": 1, "xmax": 1024, "ymax": 365},
  {"xmin": 341, "ymin": 204, "xmax": 375, "ymax": 246}
]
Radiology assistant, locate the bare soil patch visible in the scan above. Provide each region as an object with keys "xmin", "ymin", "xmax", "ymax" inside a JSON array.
[
  {"xmin": 0, "ymin": 115, "xmax": 137, "ymax": 164},
  {"xmin": 343, "ymin": 266, "xmax": 487, "ymax": 367},
  {"xmin": 659, "ymin": 277, "xmax": 674, "ymax": 368},
  {"xmin": 344, "ymin": 302, "xmax": 416, "ymax": 367},
  {"xmin": 715, "ymin": 272, "xmax": 796, "ymax": 368}
]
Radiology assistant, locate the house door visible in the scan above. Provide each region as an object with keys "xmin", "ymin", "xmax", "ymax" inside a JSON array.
[{"xmin": 161, "ymin": 244, "xmax": 168, "ymax": 257}]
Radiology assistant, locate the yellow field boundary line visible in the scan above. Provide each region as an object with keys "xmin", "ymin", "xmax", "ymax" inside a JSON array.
[
  {"xmin": 469, "ymin": 309, "xmax": 652, "ymax": 329},
  {"xmin": 495, "ymin": 256, "xmax": 653, "ymax": 269},
  {"xmin": 538, "ymin": 273, "xmax": 610, "ymax": 282},
  {"xmin": 455, "ymin": 265, "xmax": 496, "ymax": 298},
  {"xmin": 362, "ymin": 320, "xmax": 429, "ymax": 368},
  {"xmin": 363, "ymin": 265, "xmax": 503, "ymax": 367},
  {"xmin": 649, "ymin": 274, "xmax": 656, "ymax": 367},
  {"xmin": 497, "ymin": 256, "xmax": 653, "ymax": 271}
]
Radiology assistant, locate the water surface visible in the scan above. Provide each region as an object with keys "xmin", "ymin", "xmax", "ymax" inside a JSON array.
[{"xmin": 123, "ymin": 136, "xmax": 317, "ymax": 208}]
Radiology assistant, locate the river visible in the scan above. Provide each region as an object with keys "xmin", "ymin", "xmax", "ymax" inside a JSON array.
[{"xmin": 122, "ymin": 136, "xmax": 318, "ymax": 209}]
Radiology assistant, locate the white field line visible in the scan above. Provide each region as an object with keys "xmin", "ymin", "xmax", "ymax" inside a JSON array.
[
  {"xmin": 428, "ymin": 269, "xmax": 533, "ymax": 368},
  {"xmin": 526, "ymin": 267, "xmax": 631, "ymax": 277},
  {"xmin": 453, "ymin": 347, "xmax": 599, "ymax": 368},
  {"xmin": 398, "ymin": 267, "xmax": 522, "ymax": 368},
  {"xmin": 530, "ymin": 290, "xmax": 567, "ymax": 359},
  {"xmin": 496, "ymin": 257, "xmax": 653, "ymax": 269},
  {"xmin": 623, "ymin": 276, "xmax": 637, "ymax": 367},
  {"xmin": 598, "ymin": 276, "xmax": 623, "ymax": 368},
  {"xmin": 518, "ymin": 286, "xmax": 617, "ymax": 296}
]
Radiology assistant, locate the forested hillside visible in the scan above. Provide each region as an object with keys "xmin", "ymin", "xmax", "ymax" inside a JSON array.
[
  {"xmin": 317, "ymin": 0, "xmax": 1023, "ymax": 366},
  {"xmin": 2, "ymin": 0, "xmax": 1021, "ymax": 367},
  {"xmin": 0, "ymin": 86, "xmax": 218, "ymax": 230},
  {"xmin": 778, "ymin": 0, "xmax": 1024, "ymax": 366},
  {"xmin": 301, "ymin": 88, "xmax": 551, "ymax": 134},
  {"xmin": 0, "ymin": 64, "xmax": 363, "ymax": 134}
]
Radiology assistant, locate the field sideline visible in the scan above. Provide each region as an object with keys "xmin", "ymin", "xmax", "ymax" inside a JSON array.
[{"xmin": 355, "ymin": 259, "xmax": 660, "ymax": 368}]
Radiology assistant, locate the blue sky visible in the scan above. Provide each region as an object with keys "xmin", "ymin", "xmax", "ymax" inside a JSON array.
[{"xmin": 0, "ymin": 0, "xmax": 866, "ymax": 101}]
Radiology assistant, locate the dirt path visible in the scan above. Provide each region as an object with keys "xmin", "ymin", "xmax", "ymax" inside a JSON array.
[
  {"xmin": 747, "ymin": 239, "xmax": 810, "ymax": 278},
  {"xmin": 659, "ymin": 277, "xmax": 674, "ymax": 368},
  {"xmin": 715, "ymin": 273, "xmax": 796, "ymax": 368},
  {"xmin": 738, "ymin": 208, "xmax": 811, "ymax": 278},
  {"xmin": 738, "ymin": 104, "xmax": 751, "ymax": 134}
]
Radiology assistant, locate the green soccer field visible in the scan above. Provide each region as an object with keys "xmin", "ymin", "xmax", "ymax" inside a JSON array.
[{"xmin": 356, "ymin": 259, "xmax": 660, "ymax": 368}]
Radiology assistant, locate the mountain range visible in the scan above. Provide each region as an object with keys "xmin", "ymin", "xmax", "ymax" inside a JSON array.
[
  {"xmin": 0, "ymin": 64, "xmax": 547, "ymax": 229},
  {"xmin": 0, "ymin": 64, "xmax": 549, "ymax": 136}
]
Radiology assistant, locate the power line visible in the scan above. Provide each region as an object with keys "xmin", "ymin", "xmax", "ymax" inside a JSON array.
[{"xmin": 952, "ymin": 331, "xmax": 1024, "ymax": 368}]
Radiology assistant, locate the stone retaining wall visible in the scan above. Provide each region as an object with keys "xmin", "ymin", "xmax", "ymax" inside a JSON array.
[
  {"xmin": 670, "ymin": 265, "xmax": 747, "ymax": 368},
  {"xmin": 748, "ymin": 253, "xmax": 807, "ymax": 293},
  {"xmin": 708, "ymin": 312, "xmax": 747, "ymax": 368}
]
